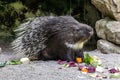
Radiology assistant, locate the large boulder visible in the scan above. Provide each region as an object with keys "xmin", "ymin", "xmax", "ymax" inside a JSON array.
[
  {"xmin": 97, "ymin": 39, "xmax": 120, "ymax": 54},
  {"xmin": 95, "ymin": 18, "xmax": 111, "ymax": 40},
  {"xmin": 91, "ymin": 0, "xmax": 120, "ymax": 21},
  {"xmin": 96, "ymin": 18, "xmax": 120, "ymax": 44}
]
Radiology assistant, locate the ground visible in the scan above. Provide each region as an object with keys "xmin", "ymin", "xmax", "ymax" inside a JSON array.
[{"xmin": 0, "ymin": 50, "xmax": 120, "ymax": 80}]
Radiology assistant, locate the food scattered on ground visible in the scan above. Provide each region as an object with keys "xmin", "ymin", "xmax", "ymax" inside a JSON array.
[
  {"xmin": 57, "ymin": 53, "xmax": 120, "ymax": 79},
  {"xmin": 68, "ymin": 61, "xmax": 77, "ymax": 67},
  {"xmin": 76, "ymin": 57, "xmax": 82, "ymax": 63},
  {"xmin": 96, "ymin": 66, "xmax": 104, "ymax": 72},
  {"xmin": 0, "ymin": 61, "xmax": 7, "ymax": 67},
  {"xmin": 109, "ymin": 68, "xmax": 119, "ymax": 73},
  {"xmin": 87, "ymin": 66, "xmax": 96, "ymax": 73},
  {"xmin": 89, "ymin": 73, "xmax": 107, "ymax": 79},
  {"xmin": 1, "ymin": 52, "xmax": 120, "ymax": 79},
  {"xmin": 79, "ymin": 65, "xmax": 96, "ymax": 73},
  {"xmin": 58, "ymin": 60, "xmax": 67, "ymax": 65},
  {"xmin": 110, "ymin": 73, "xmax": 120, "ymax": 79},
  {"xmin": 20, "ymin": 57, "xmax": 30, "ymax": 64},
  {"xmin": 81, "ymin": 67, "xmax": 88, "ymax": 73},
  {"xmin": 83, "ymin": 53, "xmax": 93, "ymax": 65},
  {"xmin": 8, "ymin": 60, "xmax": 22, "ymax": 65},
  {"xmin": 58, "ymin": 60, "xmax": 77, "ymax": 67},
  {"xmin": 83, "ymin": 53, "xmax": 102, "ymax": 67},
  {"xmin": 0, "ymin": 57, "xmax": 30, "ymax": 66}
]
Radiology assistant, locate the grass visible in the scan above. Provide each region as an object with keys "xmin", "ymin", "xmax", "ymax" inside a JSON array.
[{"xmin": 9, "ymin": 1, "xmax": 26, "ymax": 10}]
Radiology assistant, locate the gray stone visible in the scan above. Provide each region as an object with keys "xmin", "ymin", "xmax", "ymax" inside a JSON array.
[
  {"xmin": 97, "ymin": 39, "xmax": 120, "ymax": 54},
  {"xmin": 95, "ymin": 18, "xmax": 111, "ymax": 40},
  {"xmin": 91, "ymin": 0, "xmax": 120, "ymax": 21},
  {"xmin": 95, "ymin": 18, "xmax": 120, "ymax": 44}
]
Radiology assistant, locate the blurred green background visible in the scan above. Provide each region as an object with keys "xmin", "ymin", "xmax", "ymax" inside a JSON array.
[{"xmin": 0, "ymin": 0, "xmax": 101, "ymax": 47}]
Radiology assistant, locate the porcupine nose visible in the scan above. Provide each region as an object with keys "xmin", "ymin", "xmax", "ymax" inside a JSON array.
[{"xmin": 89, "ymin": 28, "xmax": 94, "ymax": 36}]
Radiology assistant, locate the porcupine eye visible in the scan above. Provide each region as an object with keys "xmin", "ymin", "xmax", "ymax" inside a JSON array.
[{"xmin": 74, "ymin": 27, "xmax": 92, "ymax": 42}]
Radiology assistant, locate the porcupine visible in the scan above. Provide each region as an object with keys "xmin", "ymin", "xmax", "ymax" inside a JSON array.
[{"xmin": 11, "ymin": 16, "xmax": 93, "ymax": 61}]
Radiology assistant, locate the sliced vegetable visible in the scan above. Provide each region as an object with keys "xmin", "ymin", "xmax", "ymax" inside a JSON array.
[
  {"xmin": 83, "ymin": 53, "xmax": 93, "ymax": 65},
  {"xmin": 87, "ymin": 66, "xmax": 96, "ymax": 73},
  {"xmin": 91, "ymin": 56, "xmax": 102, "ymax": 67},
  {"xmin": 68, "ymin": 61, "xmax": 77, "ymax": 67},
  {"xmin": 64, "ymin": 64, "xmax": 70, "ymax": 67},
  {"xmin": 76, "ymin": 57, "xmax": 82, "ymax": 63},
  {"xmin": 79, "ymin": 65, "xmax": 85, "ymax": 70},
  {"xmin": 81, "ymin": 67, "xmax": 88, "ymax": 73},
  {"xmin": 9, "ymin": 60, "xmax": 22, "ymax": 65},
  {"xmin": 0, "ymin": 61, "xmax": 7, "ymax": 67},
  {"xmin": 20, "ymin": 57, "xmax": 30, "ymax": 64},
  {"xmin": 96, "ymin": 66, "xmax": 104, "ymax": 72},
  {"xmin": 109, "ymin": 68, "xmax": 119, "ymax": 73},
  {"xmin": 110, "ymin": 73, "xmax": 120, "ymax": 79},
  {"xmin": 83, "ymin": 53, "xmax": 102, "ymax": 67},
  {"xmin": 89, "ymin": 73, "xmax": 97, "ymax": 78},
  {"xmin": 58, "ymin": 60, "xmax": 67, "ymax": 65}
]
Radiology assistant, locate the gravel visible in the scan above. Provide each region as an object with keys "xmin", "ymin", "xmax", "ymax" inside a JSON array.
[{"xmin": 0, "ymin": 50, "xmax": 120, "ymax": 80}]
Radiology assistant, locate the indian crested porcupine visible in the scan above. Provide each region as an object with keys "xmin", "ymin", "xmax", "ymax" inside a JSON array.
[{"xmin": 11, "ymin": 16, "xmax": 93, "ymax": 61}]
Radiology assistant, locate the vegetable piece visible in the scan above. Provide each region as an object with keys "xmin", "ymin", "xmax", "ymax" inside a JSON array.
[
  {"xmin": 87, "ymin": 66, "xmax": 96, "ymax": 73},
  {"xmin": 91, "ymin": 56, "xmax": 102, "ymax": 67},
  {"xmin": 89, "ymin": 73, "xmax": 107, "ymax": 79},
  {"xmin": 96, "ymin": 66, "xmax": 104, "ymax": 72},
  {"xmin": 68, "ymin": 61, "xmax": 77, "ymax": 67},
  {"xmin": 9, "ymin": 60, "xmax": 22, "ymax": 65},
  {"xmin": 89, "ymin": 73, "xmax": 97, "ymax": 78},
  {"xmin": 81, "ymin": 68, "xmax": 88, "ymax": 73},
  {"xmin": 64, "ymin": 64, "xmax": 70, "ymax": 67},
  {"xmin": 76, "ymin": 57, "xmax": 82, "ymax": 63},
  {"xmin": 84, "ymin": 54, "xmax": 102, "ymax": 67},
  {"xmin": 79, "ymin": 65, "xmax": 85, "ymax": 70},
  {"xmin": 83, "ymin": 53, "xmax": 93, "ymax": 65},
  {"xmin": 109, "ymin": 68, "xmax": 119, "ymax": 73},
  {"xmin": 79, "ymin": 65, "xmax": 88, "ymax": 73},
  {"xmin": 0, "ymin": 61, "xmax": 7, "ymax": 67},
  {"xmin": 20, "ymin": 57, "xmax": 30, "ymax": 64},
  {"xmin": 117, "ymin": 67, "xmax": 120, "ymax": 72},
  {"xmin": 58, "ymin": 60, "xmax": 67, "ymax": 65},
  {"xmin": 110, "ymin": 73, "xmax": 120, "ymax": 79}
]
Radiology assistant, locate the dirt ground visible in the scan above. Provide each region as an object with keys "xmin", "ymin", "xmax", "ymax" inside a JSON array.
[{"xmin": 0, "ymin": 49, "xmax": 120, "ymax": 80}]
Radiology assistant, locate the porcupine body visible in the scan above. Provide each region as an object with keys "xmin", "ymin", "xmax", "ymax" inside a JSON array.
[{"xmin": 12, "ymin": 16, "xmax": 93, "ymax": 61}]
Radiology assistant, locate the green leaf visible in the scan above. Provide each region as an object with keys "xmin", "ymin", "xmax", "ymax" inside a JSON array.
[{"xmin": 83, "ymin": 53, "xmax": 93, "ymax": 65}]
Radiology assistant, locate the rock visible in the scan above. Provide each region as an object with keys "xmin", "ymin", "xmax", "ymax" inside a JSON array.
[
  {"xmin": 91, "ymin": 0, "xmax": 120, "ymax": 21},
  {"xmin": 95, "ymin": 18, "xmax": 120, "ymax": 44},
  {"xmin": 97, "ymin": 39, "xmax": 120, "ymax": 54},
  {"xmin": 95, "ymin": 18, "xmax": 111, "ymax": 40},
  {"xmin": 106, "ymin": 21, "xmax": 120, "ymax": 44}
]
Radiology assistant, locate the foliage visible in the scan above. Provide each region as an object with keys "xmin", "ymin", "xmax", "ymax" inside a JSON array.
[{"xmin": 0, "ymin": 0, "xmax": 101, "ymax": 42}]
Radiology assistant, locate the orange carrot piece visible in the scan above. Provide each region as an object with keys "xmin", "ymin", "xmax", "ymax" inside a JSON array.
[
  {"xmin": 81, "ymin": 68, "xmax": 88, "ymax": 73},
  {"xmin": 76, "ymin": 57, "xmax": 82, "ymax": 63}
]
